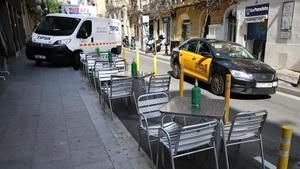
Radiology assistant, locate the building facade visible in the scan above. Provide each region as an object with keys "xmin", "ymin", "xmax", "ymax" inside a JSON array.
[
  {"xmin": 234, "ymin": 0, "xmax": 299, "ymax": 75},
  {"xmin": 0, "ymin": 0, "xmax": 41, "ymax": 64}
]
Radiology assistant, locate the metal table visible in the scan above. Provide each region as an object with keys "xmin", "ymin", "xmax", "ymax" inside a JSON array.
[{"xmin": 160, "ymin": 96, "xmax": 225, "ymax": 119}]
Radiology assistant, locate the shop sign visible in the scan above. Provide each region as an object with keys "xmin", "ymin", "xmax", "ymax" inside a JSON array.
[
  {"xmin": 245, "ymin": 3, "xmax": 269, "ymax": 17},
  {"xmin": 162, "ymin": 17, "xmax": 170, "ymax": 23}
]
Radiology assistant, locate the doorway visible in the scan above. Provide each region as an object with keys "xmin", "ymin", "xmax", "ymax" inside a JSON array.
[{"xmin": 247, "ymin": 20, "xmax": 268, "ymax": 62}]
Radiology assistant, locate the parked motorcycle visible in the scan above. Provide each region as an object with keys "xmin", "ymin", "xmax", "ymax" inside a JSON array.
[
  {"xmin": 122, "ymin": 36, "xmax": 129, "ymax": 47},
  {"xmin": 145, "ymin": 35, "xmax": 165, "ymax": 54},
  {"xmin": 130, "ymin": 36, "xmax": 136, "ymax": 50}
]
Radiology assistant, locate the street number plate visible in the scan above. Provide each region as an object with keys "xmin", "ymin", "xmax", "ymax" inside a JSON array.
[
  {"xmin": 34, "ymin": 55, "xmax": 46, "ymax": 59},
  {"xmin": 256, "ymin": 82, "xmax": 273, "ymax": 88}
]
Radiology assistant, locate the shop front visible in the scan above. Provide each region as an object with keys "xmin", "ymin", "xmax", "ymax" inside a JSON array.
[{"xmin": 244, "ymin": 3, "xmax": 269, "ymax": 62}]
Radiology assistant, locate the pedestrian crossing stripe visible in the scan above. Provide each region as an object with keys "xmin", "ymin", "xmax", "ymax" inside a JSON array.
[{"xmin": 79, "ymin": 41, "xmax": 121, "ymax": 47}]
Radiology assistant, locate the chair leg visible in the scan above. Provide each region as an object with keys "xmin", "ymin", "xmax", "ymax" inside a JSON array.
[
  {"xmin": 147, "ymin": 137, "xmax": 154, "ymax": 164},
  {"xmin": 170, "ymin": 155, "xmax": 175, "ymax": 169},
  {"xmin": 138, "ymin": 128, "xmax": 141, "ymax": 151},
  {"xmin": 223, "ymin": 139, "xmax": 230, "ymax": 169},
  {"xmin": 259, "ymin": 137, "xmax": 265, "ymax": 169},
  {"xmin": 237, "ymin": 142, "xmax": 241, "ymax": 152},
  {"xmin": 109, "ymin": 98, "xmax": 113, "ymax": 120},
  {"xmin": 213, "ymin": 142, "xmax": 219, "ymax": 169},
  {"xmin": 156, "ymin": 141, "xmax": 160, "ymax": 169}
]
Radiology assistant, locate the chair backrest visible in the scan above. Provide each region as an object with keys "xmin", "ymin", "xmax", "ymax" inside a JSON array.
[
  {"xmin": 227, "ymin": 110, "xmax": 268, "ymax": 142},
  {"xmin": 113, "ymin": 58, "xmax": 126, "ymax": 72},
  {"xmin": 148, "ymin": 74, "xmax": 171, "ymax": 94},
  {"xmin": 174, "ymin": 120, "xmax": 218, "ymax": 154},
  {"xmin": 137, "ymin": 92, "xmax": 169, "ymax": 120},
  {"xmin": 97, "ymin": 68, "xmax": 119, "ymax": 82},
  {"xmin": 110, "ymin": 76, "xmax": 133, "ymax": 98}
]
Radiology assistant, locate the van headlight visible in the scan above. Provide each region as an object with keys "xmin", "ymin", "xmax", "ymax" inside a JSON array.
[
  {"xmin": 54, "ymin": 39, "xmax": 71, "ymax": 45},
  {"xmin": 230, "ymin": 70, "xmax": 253, "ymax": 80}
]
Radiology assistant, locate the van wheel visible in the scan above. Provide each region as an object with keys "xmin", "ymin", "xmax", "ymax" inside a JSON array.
[
  {"xmin": 211, "ymin": 73, "xmax": 224, "ymax": 96},
  {"xmin": 35, "ymin": 60, "xmax": 42, "ymax": 66},
  {"xmin": 73, "ymin": 52, "xmax": 81, "ymax": 70}
]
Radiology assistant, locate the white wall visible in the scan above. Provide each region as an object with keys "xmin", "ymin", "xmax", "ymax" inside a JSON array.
[
  {"xmin": 236, "ymin": 0, "xmax": 300, "ymax": 72},
  {"xmin": 265, "ymin": 0, "xmax": 300, "ymax": 72}
]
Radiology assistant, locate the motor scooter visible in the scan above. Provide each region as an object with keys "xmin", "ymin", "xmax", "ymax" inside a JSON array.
[{"xmin": 145, "ymin": 35, "xmax": 165, "ymax": 54}]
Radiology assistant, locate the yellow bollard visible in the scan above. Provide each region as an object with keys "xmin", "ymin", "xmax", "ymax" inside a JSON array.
[
  {"xmin": 123, "ymin": 48, "xmax": 127, "ymax": 70},
  {"xmin": 153, "ymin": 53, "xmax": 157, "ymax": 75},
  {"xmin": 179, "ymin": 63, "xmax": 184, "ymax": 96},
  {"xmin": 277, "ymin": 125, "xmax": 293, "ymax": 169},
  {"xmin": 225, "ymin": 74, "xmax": 231, "ymax": 124},
  {"xmin": 136, "ymin": 49, "xmax": 140, "ymax": 71}
]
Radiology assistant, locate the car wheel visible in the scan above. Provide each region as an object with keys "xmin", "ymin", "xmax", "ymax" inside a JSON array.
[
  {"xmin": 35, "ymin": 60, "xmax": 42, "ymax": 66},
  {"xmin": 172, "ymin": 62, "xmax": 180, "ymax": 78},
  {"xmin": 211, "ymin": 73, "xmax": 224, "ymax": 96},
  {"xmin": 73, "ymin": 52, "xmax": 81, "ymax": 70}
]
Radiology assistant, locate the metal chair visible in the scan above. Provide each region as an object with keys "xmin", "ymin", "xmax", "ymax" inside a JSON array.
[
  {"xmin": 146, "ymin": 74, "xmax": 171, "ymax": 96},
  {"xmin": 101, "ymin": 76, "xmax": 134, "ymax": 120},
  {"xmin": 136, "ymin": 92, "xmax": 180, "ymax": 165},
  {"xmin": 156, "ymin": 120, "xmax": 220, "ymax": 169},
  {"xmin": 92, "ymin": 60, "xmax": 114, "ymax": 90},
  {"xmin": 221, "ymin": 110, "xmax": 268, "ymax": 169}
]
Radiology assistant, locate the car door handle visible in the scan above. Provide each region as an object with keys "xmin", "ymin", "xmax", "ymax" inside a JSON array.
[
  {"xmin": 192, "ymin": 57, "xmax": 196, "ymax": 60},
  {"xmin": 91, "ymin": 37, "xmax": 94, "ymax": 43}
]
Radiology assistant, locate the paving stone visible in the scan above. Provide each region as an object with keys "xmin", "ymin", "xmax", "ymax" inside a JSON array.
[
  {"xmin": 68, "ymin": 134, "xmax": 103, "ymax": 150},
  {"xmin": 70, "ymin": 146, "xmax": 109, "ymax": 166},
  {"xmin": 67, "ymin": 124, "xmax": 98, "ymax": 138},
  {"xmin": 74, "ymin": 161, "xmax": 114, "ymax": 169},
  {"xmin": 63, "ymin": 105, "xmax": 87, "ymax": 114},
  {"xmin": 0, "ymin": 145, "xmax": 34, "ymax": 162},
  {"xmin": 0, "ymin": 159, "xmax": 32, "ymax": 169},
  {"xmin": 36, "ymin": 131, "xmax": 68, "ymax": 147},
  {"xmin": 33, "ymin": 144, "xmax": 70, "ymax": 163},
  {"xmin": 65, "ymin": 115, "xmax": 92, "ymax": 128},
  {"xmin": 32, "ymin": 158, "xmax": 73, "ymax": 169},
  {"xmin": 0, "ymin": 132, "xmax": 35, "ymax": 148}
]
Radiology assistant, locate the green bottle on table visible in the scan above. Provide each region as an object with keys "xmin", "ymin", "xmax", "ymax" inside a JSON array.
[
  {"xmin": 131, "ymin": 59, "xmax": 137, "ymax": 77},
  {"xmin": 96, "ymin": 47, "xmax": 100, "ymax": 56},
  {"xmin": 191, "ymin": 80, "xmax": 201, "ymax": 108},
  {"xmin": 108, "ymin": 51, "xmax": 113, "ymax": 63}
]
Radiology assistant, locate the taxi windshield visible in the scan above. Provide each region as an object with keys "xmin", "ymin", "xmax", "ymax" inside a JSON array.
[
  {"xmin": 35, "ymin": 16, "xmax": 81, "ymax": 36},
  {"xmin": 210, "ymin": 42, "xmax": 256, "ymax": 60}
]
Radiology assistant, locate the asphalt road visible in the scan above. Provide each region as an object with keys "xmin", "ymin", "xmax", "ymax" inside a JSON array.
[{"xmin": 113, "ymin": 51, "xmax": 300, "ymax": 169}]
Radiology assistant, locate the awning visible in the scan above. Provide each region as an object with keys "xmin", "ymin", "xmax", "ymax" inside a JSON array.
[{"xmin": 245, "ymin": 15, "xmax": 268, "ymax": 23}]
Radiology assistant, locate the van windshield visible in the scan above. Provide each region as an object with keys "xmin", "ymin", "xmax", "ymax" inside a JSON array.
[{"xmin": 35, "ymin": 16, "xmax": 81, "ymax": 36}]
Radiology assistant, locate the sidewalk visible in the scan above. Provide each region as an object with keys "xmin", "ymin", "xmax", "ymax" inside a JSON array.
[
  {"xmin": 125, "ymin": 47, "xmax": 300, "ymax": 97},
  {"xmin": 0, "ymin": 51, "xmax": 151, "ymax": 169}
]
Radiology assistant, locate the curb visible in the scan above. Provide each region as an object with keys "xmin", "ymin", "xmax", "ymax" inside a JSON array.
[{"xmin": 277, "ymin": 85, "xmax": 300, "ymax": 97}]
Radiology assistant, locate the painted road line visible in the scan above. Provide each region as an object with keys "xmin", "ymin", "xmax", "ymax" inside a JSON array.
[
  {"xmin": 277, "ymin": 91, "xmax": 300, "ymax": 101},
  {"xmin": 253, "ymin": 156, "xmax": 276, "ymax": 169}
]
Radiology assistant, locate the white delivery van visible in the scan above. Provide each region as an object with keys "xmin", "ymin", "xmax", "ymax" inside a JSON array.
[{"xmin": 26, "ymin": 13, "xmax": 122, "ymax": 69}]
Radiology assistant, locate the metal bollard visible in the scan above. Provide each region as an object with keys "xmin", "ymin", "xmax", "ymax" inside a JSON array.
[
  {"xmin": 136, "ymin": 49, "xmax": 140, "ymax": 71},
  {"xmin": 153, "ymin": 53, "xmax": 157, "ymax": 75},
  {"xmin": 277, "ymin": 125, "xmax": 293, "ymax": 169},
  {"xmin": 225, "ymin": 74, "xmax": 231, "ymax": 124},
  {"xmin": 179, "ymin": 63, "xmax": 184, "ymax": 96},
  {"xmin": 123, "ymin": 48, "xmax": 127, "ymax": 70}
]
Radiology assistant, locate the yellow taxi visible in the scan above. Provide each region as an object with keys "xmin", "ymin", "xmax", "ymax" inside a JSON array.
[{"xmin": 170, "ymin": 38, "xmax": 278, "ymax": 95}]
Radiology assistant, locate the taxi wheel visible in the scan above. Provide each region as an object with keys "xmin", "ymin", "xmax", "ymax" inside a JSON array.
[
  {"xmin": 172, "ymin": 63, "xmax": 180, "ymax": 78},
  {"xmin": 211, "ymin": 73, "xmax": 224, "ymax": 96}
]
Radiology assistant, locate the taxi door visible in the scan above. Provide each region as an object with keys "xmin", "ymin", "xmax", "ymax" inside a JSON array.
[
  {"xmin": 179, "ymin": 40, "xmax": 200, "ymax": 76},
  {"xmin": 193, "ymin": 41, "xmax": 212, "ymax": 82}
]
